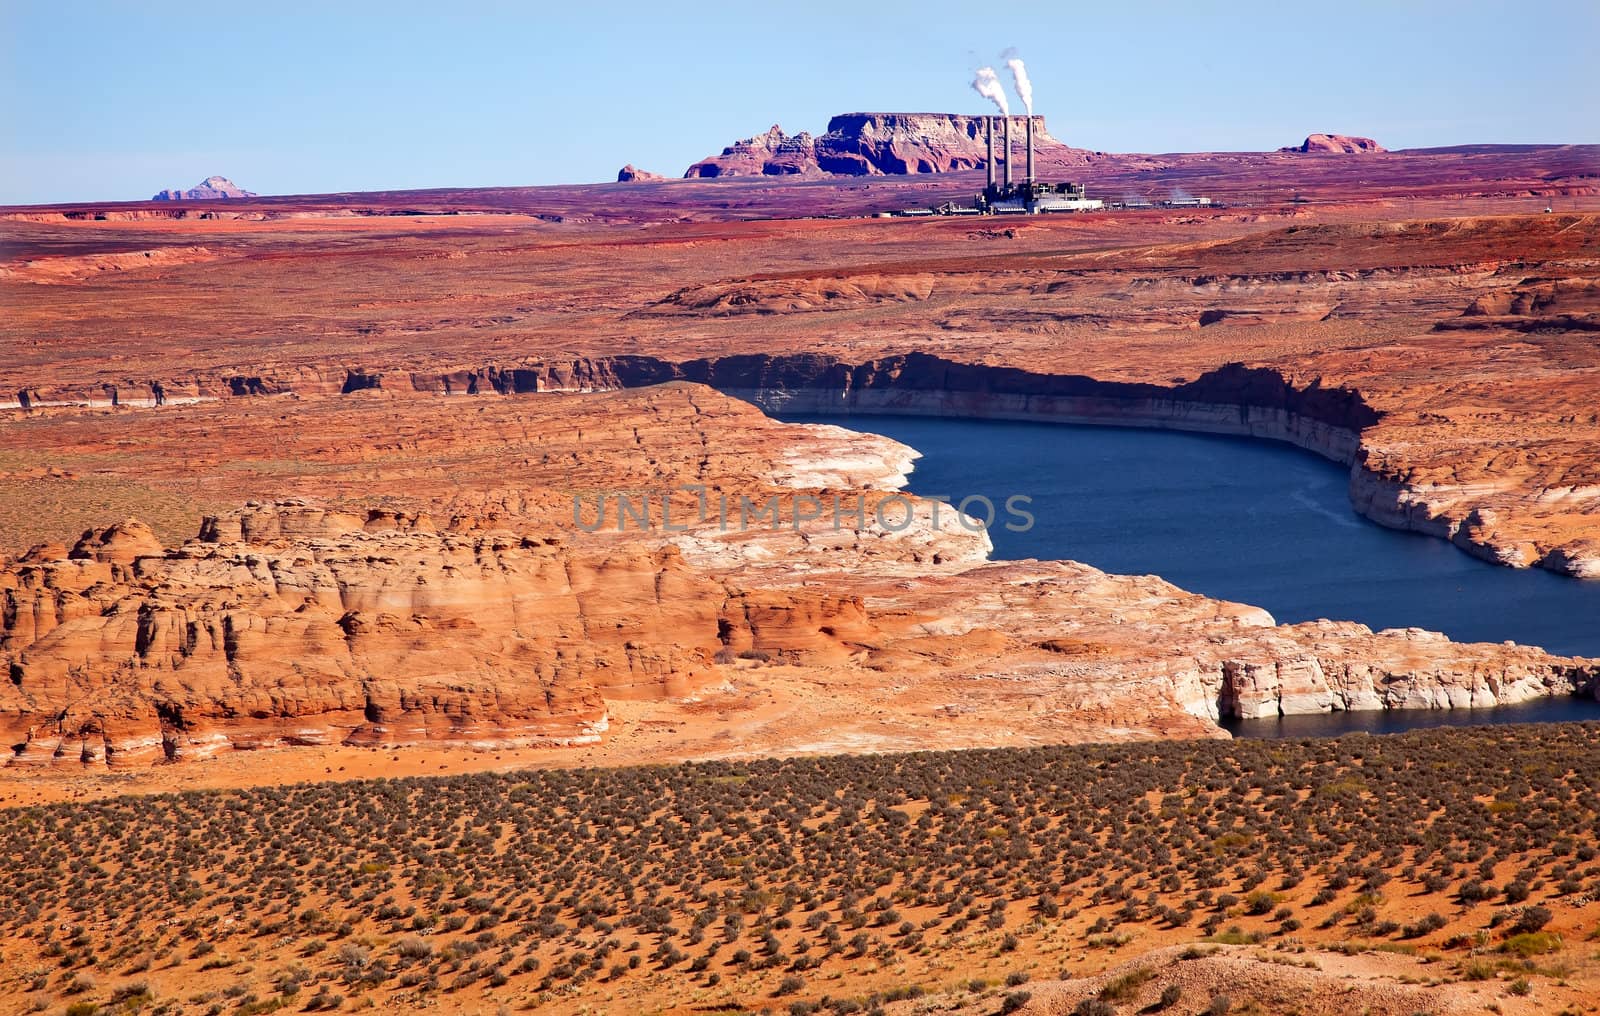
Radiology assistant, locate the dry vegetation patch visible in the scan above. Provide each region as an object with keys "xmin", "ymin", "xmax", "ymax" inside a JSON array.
[{"xmin": 2, "ymin": 725, "xmax": 1600, "ymax": 1013}]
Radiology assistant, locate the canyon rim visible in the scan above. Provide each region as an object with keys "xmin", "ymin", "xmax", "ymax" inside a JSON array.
[{"xmin": 5, "ymin": 10, "xmax": 1600, "ymax": 1015}]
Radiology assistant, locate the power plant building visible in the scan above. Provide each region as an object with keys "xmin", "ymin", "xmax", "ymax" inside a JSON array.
[{"xmin": 974, "ymin": 115, "xmax": 1103, "ymax": 215}]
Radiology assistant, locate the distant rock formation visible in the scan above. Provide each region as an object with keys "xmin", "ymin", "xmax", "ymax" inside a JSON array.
[
  {"xmin": 684, "ymin": 113, "xmax": 1077, "ymax": 178},
  {"xmin": 152, "ymin": 176, "xmax": 256, "ymax": 201},
  {"xmin": 616, "ymin": 164, "xmax": 668, "ymax": 183},
  {"xmin": 1281, "ymin": 134, "xmax": 1385, "ymax": 154},
  {"xmin": 685, "ymin": 125, "xmax": 820, "ymax": 178}
]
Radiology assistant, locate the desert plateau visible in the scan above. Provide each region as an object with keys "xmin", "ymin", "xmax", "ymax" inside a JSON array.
[{"xmin": 5, "ymin": 9, "xmax": 1600, "ymax": 1015}]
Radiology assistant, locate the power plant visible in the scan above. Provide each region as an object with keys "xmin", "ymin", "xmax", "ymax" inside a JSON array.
[
  {"xmin": 905, "ymin": 114, "xmax": 1212, "ymax": 217},
  {"xmin": 970, "ymin": 114, "xmax": 1102, "ymax": 214},
  {"xmin": 915, "ymin": 115, "xmax": 1102, "ymax": 216},
  {"xmin": 893, "ymin": 59, "xmax": 1206, "ymax": 217}
]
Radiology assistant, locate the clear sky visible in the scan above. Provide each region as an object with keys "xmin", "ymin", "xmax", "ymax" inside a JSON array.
[{"xmin": 2, "ymin": 0, "xmax": 1596, "ymax": 205}]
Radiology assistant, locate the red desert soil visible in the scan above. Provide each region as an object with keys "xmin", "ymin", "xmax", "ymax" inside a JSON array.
[{"xmin": 2, "ymin": 147, "xmax": 1600, "ymax": 1015}]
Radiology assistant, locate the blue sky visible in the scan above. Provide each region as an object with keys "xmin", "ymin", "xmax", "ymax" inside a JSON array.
[{"xmin": 2, "ymin": 0, "xmax": 1595, "ymax": 205}]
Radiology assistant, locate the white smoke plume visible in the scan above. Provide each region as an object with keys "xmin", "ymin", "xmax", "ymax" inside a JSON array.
[
  {"xmin": 1005, "ymin": 56, "xmax": 1034, "ymax": 114},
  {"xmin": 971, "ymin": 66, "xmax": 1009, "ymax": 116}
]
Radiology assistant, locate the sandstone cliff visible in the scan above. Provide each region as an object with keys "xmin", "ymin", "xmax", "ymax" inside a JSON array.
[
  {"xmin": 684, "ymin": 113, "xmax": 1081, "ymax": 178},
  {"xmin": 0, "ymin": 504, "xmax": 726, "ymax": 763},
  {"xmin": 0, "ymin": 499, "xmax": 944, "ymax": 767},
  {"xmin": 686, "ymin": 125, "xmax": 822, "ymax": 178},
  {"xmin": 3, "ymin": 379, "xmax": 1595, "ymax": 770},
  {"xmin": 6, "ymin": 495, "xmax": 1592, "ymax": 769},
  {"xmin": 10, "ymin": 344, "xmax": 1596, "ymax": 581}
]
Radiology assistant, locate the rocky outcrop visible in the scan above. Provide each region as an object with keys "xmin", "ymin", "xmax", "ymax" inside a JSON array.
[
  {"xmin": 606, "ymin": 353, "xmax": 1376, "ymax": 463},
  {"xmin": 686, "ymin": 125, "xmax": 821, "ymax": 178},
  {"xmin": 4, "ymin": 498, "xmax": 1593, "ymax": 768},
  {"xmin": 0, "ymin": 386, "xmax": 964, "ymax": 768},
  {"xmin": 8, "ymin": 343, "xmax": 1598, "ymax": 581},
  {"xmin": 0, "ymin": 503, "xmax": 729, "ymax": 764},
  {"xmin": 814, "ymin": 113, "xmax": 1065, "ymax": 176},
  {"xmin": 152, "ymin": 176, "xmax": 256, "ymax": 200},
  {"xmin": 1212, "ymin": 624, "xmax": 1590, "ymax": 718},
  {"xmin": 1281, "ymin": 134, "xmax": 1385, "ymax": 154},
  {"xmin": 685, "ymin": 113, "xmax": 1081, "ymax": 178},
  {"xmin": 616, "ymin": 165, "xmax": 668, "ymax": 183},
  {"xmin": 0, "ymin": 246, "xmax": 218, "ymax": 286},
  {"xmin": 1447, "ymin": 275, "xmax": 1600, "ymax": 334},
  {"xmin": 2, "ymin": 374, "xmax": 1596, "ymax": 770}
]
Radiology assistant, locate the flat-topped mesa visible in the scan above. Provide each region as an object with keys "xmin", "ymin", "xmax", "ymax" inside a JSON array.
[
  {"xmin": 1281, "ymin": 133, "xmax": 1386, "ymax": 154},
  {"xmin": 684, "ymin": 112, "xmax": 1083, "ymax": 178}
]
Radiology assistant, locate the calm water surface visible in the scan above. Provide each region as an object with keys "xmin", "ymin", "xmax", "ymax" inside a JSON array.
[{"xmin": 780, "ymin": 414, "xmax": 1600, "ymax": 663}]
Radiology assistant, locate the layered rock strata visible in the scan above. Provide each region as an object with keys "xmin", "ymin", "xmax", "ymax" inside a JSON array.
[
  {"xmin": 3, "ymin": 384, "xmax": 1595, "ymax": 768},
  {"xmin": 6, "ymin": 349, "xmax": 1596, "ymax": 579},
  {"xmin": 685, "ymin": 113, "xmax": 1082, "ymax": 178}
]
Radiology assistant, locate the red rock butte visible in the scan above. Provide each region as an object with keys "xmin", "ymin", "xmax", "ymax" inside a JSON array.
[
  {"xmin": 1281, "ymin": 133, "xmax": 1387, "ymax": 154},
  {"xmin": 683, "ymin": 112, "xmax": 1081, "ymax": 178}
]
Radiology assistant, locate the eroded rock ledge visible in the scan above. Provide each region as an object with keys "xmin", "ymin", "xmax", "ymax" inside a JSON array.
[
  {"xmin": 5, "ymin": 491, "xmax": 1596, "ymax": 766},
  {"xmin": 18, "ymin": 350, "xmax": 1586, "ymax": 579},
  {"xmin": 2, "ymin": 499, "xmax": 941, "ymax": 765},
  {"xmin": 4, "ymin": 503, "xmax": 1594, "ymax": 767}
]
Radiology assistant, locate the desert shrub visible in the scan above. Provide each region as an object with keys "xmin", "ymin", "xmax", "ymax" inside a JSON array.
[
  {"xmin": 109, "ymin": 981, "xmax": 152, "ymax": 1004},
  {"xmin": 1458, "ymin": 881, "xmax": 1496, "ymax": 903},
  {"xmin": 1501, "ymin": 931, "xmax": 1562, "ymax": 957},
  {"xmin": 5, "ymin": 726, "xmax": 1600, "ymax": 1015},
  {"xmin": 1100, "ymin": 966, "xmax": 1155, "ymax": 1001},
  {"xmin": 1402, "ymin": 913, "xmax": 1447, "ymax": 938},
  {"xmin": 1514, "ymin": 906, "xmax": 1553, "ymax": 934}
]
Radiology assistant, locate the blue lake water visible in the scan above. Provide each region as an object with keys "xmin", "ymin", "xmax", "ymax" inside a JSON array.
[
  {"xmin": 779, "ymin": 414, "xmax": 1600, "ymax": 661},
  {"xmin": 1219, "ymin": 697, "xmax": 1600, "ymax": 738}
]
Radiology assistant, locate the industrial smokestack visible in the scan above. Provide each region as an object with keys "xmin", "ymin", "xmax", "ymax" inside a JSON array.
[
  {"xmin": 1003, "ymin": 116, "xmax": 1012, "ymax": 189},
  {"xmin": 1026, "ymin": 116, "xmax": 1035, "ymax": 186},
  {"xmin": 985, "ymin": 116, "xmax": 995, "ymax": 190}
]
